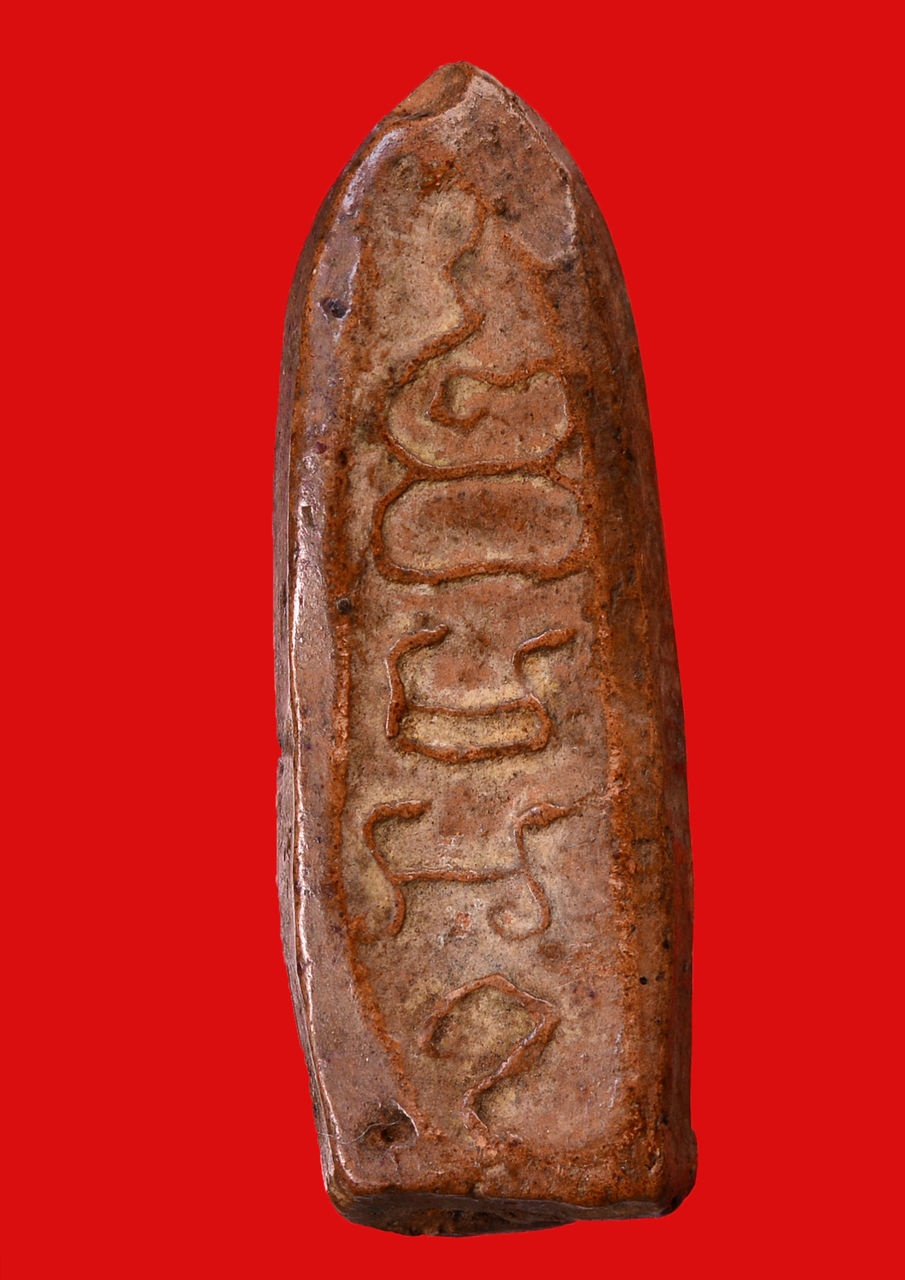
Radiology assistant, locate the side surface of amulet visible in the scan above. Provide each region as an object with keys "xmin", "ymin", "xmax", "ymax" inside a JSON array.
[{"xmin": 274, "ymin": 62, "xmax": 695, "ymax": 1235}]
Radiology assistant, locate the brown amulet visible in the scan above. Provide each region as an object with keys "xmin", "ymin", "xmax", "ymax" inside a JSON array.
[{"xmin": 274, "ymin": 62, "xmax": 695, "ymax": 1234}]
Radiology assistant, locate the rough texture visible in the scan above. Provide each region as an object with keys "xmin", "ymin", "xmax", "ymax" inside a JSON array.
[{"xmin": 274, "ymin": 63, "xmax": 695, "ymax": 1235}]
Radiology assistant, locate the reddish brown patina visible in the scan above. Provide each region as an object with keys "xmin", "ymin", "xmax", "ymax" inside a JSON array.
[{"xmin": 274, "ymin": 62, "xmax": 695, "ymax": 1234}]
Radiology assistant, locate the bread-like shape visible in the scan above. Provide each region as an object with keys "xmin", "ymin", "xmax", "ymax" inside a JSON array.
[{"xmin": 274, "ymin": 63, "xmax": 694, "ymax": 1234}]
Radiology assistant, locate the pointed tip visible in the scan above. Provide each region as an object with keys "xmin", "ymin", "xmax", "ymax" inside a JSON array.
[
  {"xmin": 390, "ymin": 63, "xmax": 474, "ymax": 120},
  {"xmin": 390, "ymin": 62, "xmax": 506, "ymax": 122}
]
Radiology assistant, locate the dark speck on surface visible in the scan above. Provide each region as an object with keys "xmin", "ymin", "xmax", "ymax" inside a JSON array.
[{"xmin": 321, "ymin": 297, "xmax": 348, "ymax": 318}]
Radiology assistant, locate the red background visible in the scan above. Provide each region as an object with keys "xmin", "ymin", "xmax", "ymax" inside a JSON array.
[{"xmin": 5, "ymin": 3, "xmax": 902, "ymax": 1276}]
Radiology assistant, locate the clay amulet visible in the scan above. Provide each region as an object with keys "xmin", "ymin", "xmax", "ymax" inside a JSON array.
[{"xmin": 274, "ymin": 63, "xmax": 695, "ymax": 1234}]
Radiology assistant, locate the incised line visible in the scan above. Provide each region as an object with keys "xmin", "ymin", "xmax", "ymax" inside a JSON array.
[
  {"xmin": 354, "ymin": 799, "xmax": 578, "ymax": 943},
  {"xmin": 417, "ymin": 973, "xmax": 559, "ymax": 1142},
  {"xmin": 384, "ymin": 625, "xmax": 575, "ymax": 761}
]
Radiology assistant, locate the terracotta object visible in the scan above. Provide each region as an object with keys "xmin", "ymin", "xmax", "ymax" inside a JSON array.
[{"xmin": 274, "ymin": 63, "xmax": 695, "ymax": 1235}]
